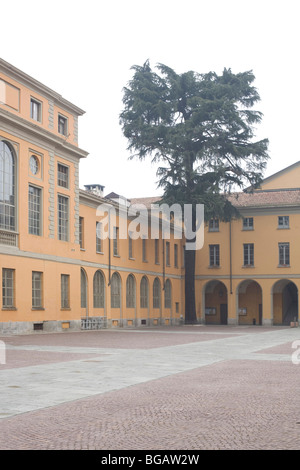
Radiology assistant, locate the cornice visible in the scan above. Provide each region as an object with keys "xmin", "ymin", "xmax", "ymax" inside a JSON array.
[
  {"xmin": 0, "ymin": 108, "xmax": 88, "ymax": 160},
  {"xmin": 0, "ymin": 58, "xmax": 85, "ymax": 116}
]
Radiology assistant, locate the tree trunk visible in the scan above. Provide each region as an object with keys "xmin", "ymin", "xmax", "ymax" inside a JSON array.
[{"xmin": 184, "ymin": 248, "xmax": 197, "ymax": 324}]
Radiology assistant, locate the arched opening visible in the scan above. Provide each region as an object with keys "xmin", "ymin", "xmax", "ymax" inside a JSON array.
[
  {"xmin": 164, "ymin": 279, "xmax": 172, "ymax": 309},
  {"xmin": 153, "ymin": 277, "xmax": 161, "ymax": 310},
  {"xmin": 203, "ymin": 280, "xmax": 228, "ymax": 325},
  {"xmin": 80, "ymin": 268, "xmax": 88, "ymax": 312},
  {"xmin": 111, "ymin": 272, "xmax": 121, "ymax": 308},
  {"xmin": 126, "ymin": 274, "xmax": 136, "ymax": 308},
  {"xmin": 0, "ymin": 140, "xmax": 16, "ymax": 232},
  {"xmin": 93, "ymin": 270, "xmax": 105, "ymax": 308},
  {"xmin": 237, "ymin": 280, "xmax": 262, "ymax": 325},
  {"xmin": 272, "ymin": 279, "xmax": 298, "ymax": 325},
  {"xmin": 140, "ymin": 276, "xmax": 149, "ymax": 309}
]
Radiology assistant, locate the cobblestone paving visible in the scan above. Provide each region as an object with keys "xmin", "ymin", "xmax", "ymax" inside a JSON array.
[{"xmin": 0, "ymin": 325, "xmax": 300, "ymax": 450}]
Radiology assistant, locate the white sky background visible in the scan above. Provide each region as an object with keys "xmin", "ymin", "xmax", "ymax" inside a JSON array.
[{"xmin": 1, "ymin": 0, "xmax": 299, "ymax": 198}]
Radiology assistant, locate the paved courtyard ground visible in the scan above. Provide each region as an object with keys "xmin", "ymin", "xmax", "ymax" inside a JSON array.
[{"xmin": 0, "ymin": 324, "xmax": 300, "ymax": 450}]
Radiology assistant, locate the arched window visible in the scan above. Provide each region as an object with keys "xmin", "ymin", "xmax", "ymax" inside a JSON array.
[
  {"xmin": 164, "ymin": 279, "xmax": 172, "ymax": 309},
  {"xmin": 153, "ymin": 277, "xmax": 161, "ymax": 309},
  {"xmin": 140, "ymin": 276, "xmax": 148, "ymax": 308},
  {"xmin": 126, "ymin": 274, "xmax": 136, "ymax": 308},
  {"xmin": 81, "ymin": 268, "xmax": 87, "ymax": 308},
  {"xmin": 111, "ymin": 272, "xmax": 121, "ymax": 308},
  {"xmin": 0, "ymin": 141, "xmax": 16, "ymax": 231},
  {"xmin": 93, "ymin": 270, "xmax": 105, "ymax": 308}
]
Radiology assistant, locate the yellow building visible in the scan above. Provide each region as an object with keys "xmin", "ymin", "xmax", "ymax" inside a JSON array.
[{"xmin": 0, "ymin": 59, "xmax": 299, "ymax": 333}]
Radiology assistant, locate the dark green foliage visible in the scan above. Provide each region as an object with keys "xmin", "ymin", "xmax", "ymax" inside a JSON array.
[{"xmin": 120, "ymin": 60, "xmax": 269, "ymax": 322}]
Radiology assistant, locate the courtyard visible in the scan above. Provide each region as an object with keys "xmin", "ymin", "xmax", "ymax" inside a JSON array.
[{"xmin": 0, "ymin": 324, "xmax": 299, "ymax": 450}]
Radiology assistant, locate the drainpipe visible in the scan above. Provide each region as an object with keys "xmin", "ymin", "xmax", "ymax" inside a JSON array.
[{"xmin": 108, "ymin": 210, "xmax": 111, "ymax": 286}]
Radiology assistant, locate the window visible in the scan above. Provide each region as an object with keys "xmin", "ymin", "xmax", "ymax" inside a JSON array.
[
  {"xmin": 209, "ymin": 218, "xmax": 219, "ymax": 232},
  {"xmin": 58, "ymin": 195, "xmax": 69, "ymax": 241},
  {"xmin": 243, "ymin": 243, "xmax": 254, "ymax": 266},
  {"xmin": 32, "ymin": 271, "xmax": 43, "ymax": 308},
  {"xmin": 57, "ymin": 164, "xmax": 69, "ymax": 188},
  {"xmin": 166, "ymin": 241, "xmax": 170, "ymax": 266},
  {"xmin": 111, "ymin": 272, "xmax": 121, "ymax": 308},
  {"xmin": 30, "ymin": 98, "xmax": 42, "ymax": 122},
  {"xmin": 278, "ymin": 216, "xmax": 289, "ymax": 229},
  {"xmin": 126, "ymin": 274, "xmax": 136, "ymax": 308},
  {"xmin": 153, "ymin": 277, "xmax": 161, "ymax": 309},
  {"xmin": 140, "ymin": 276, "xmax": 148, "ymax": 308},
  {"xmin": 113, "ymin": 227, "xmax": 119, "ymax": 256},
  {"xmin": 243, "ymin": 217, "xmax": 254, "ymax": 230},
  {"xmin": 142, "ymin": 237, "xmax": 147, "ymax": 262},
  {"xmin": 2, "ymin": 268, "xmax": 14, "ymax": 308},
  {"xmin": 209, "ymin": 244, "xmax": 220, "ymax": 267},
  {"xmin": 79, "ymin": 217, "xmax": 84, "ymax": 249},
  {"xmin": 279, "ymin": 243, "xmax": 290, "ymax": 266},
  {"xmin": 93, "ymin": 270, "xmax": 105, "ymax": 308},
  {"xmin": 28, "ymin": 185, "xmax": 41, "ymax": 235},
  {"xmin": 164, "ymin": 279, "xmax": 172, "ymax": 309},
  {"xmin": 0, "ymin": 141, "xmax": 15, "ymax": 232},
  {"xmin": 128, "ymin": 232, "xmax": 133, "ymax": 259},
  {"xmin": 155, "ymin": 239, "xmax": 159, "ymax": 264},
  {"xmin": 174, "ymin": 244, "xmax": 178, "ymax": 268},
  {"xmin": 81, "ymin": 269, "xmax": 87, "ymax": 308},
  {"xmin": 61, "ymin": 274, "xmax": 70, "ymax": 309},
  {"xmin": 96, "ymin": 222, "xmax": 102, "ymax": 253},
  {"xmin": 58, "ymin": 114, "xmax": 68, "ymax": 136}
]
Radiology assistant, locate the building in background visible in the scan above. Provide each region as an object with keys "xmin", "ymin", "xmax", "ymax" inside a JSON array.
[{"xmin": 0, "ymin": 59, "xmax": 299, "ymax": 333}]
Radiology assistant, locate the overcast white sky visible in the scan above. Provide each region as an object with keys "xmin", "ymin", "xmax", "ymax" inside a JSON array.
[{"xmin": 1, "ymin": 0, "xmax": 299, "ymax": 198}]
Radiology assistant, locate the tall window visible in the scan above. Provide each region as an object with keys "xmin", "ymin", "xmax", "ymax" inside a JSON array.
[
  {"xmin": 140, "ymin": 276, "xmax": 148, "ymax": 308},
  {"xmin": 81, "ymin": 268, "xmax": 87, "ymax": 308},
  {"xmin": 79, "ymin": 217, "xmax": 84, "ymax": 248},
  {"xmin": 58, "ymin": 114, "xmax": 68, "ymax": 136},
  {"xmin": 96, "ymin": 222, "xmax": 102, "ymax": 253},
  {"xmin": 113, "ymin": 227, "xmax": 119, "ymax": 256},
  {"xmin": 57, "ymin": 163, "xmax": 69, "ymax": 188},
  {"xmin": 111, "ymin": 272, "xmax": 121, "ymax": 308},
  {"xmin": 61, "ymin": 274, "xmax": 70, "ymax": 309},
  {"xmin": 279, "ymin": 243, "xmax": 290, "ymax": 266},
  {"xmin": 166, "ymin": 242, "xmax": 170, "ymax": 266},
  {"xmin": 32, "ymin": 271, "xmax": 43, "ymax": 308},
  {"xmin": 30, "ymin": 98, "xmax": 42, "ymax": 122},
  {"xmin": 2, "ymin": 268, "xmax": 14, "ymax": 308},
  {"xmin": 93, "ymin": 270, "xmax": 105, "ymax": 308},
  {"xmin": 209, "ymin": 218, "xmax": 219, "ymax": 232},
  {"xmin": 164, "ymin": 279, "xmax": 172, "ymax": 309},
  {"xmin": 126, "ymin": 274, "xmax": 136, "ymax": 308},
  {"xmin": 155, "ymin": 239, "xmax": 159, "ymax": 264},
  {"xmin": 209, "ymin": 244, "xmax": 220, "ymax": 267},
  {"xmin": 128, "ymin": 231, "xmax": 133, "ymax": 259},
  {"xmin": 28, "ymin": 185, "xmax": 41, "ymax": 235},
  {"xmin": 174, "ymin": 244, "xmax": 178, "ymax": 268},
  {"xmin": 243, "ymin": 217, "xmax": 254, "ymax": 230},
  {"xmin": 142, "ymin": 237, "xmax": 147, "ymax": 262},
  {"xmin": 243, "ymin": 243, "xmax": 254, "ymax": 266},
  {"xmin": 153, "ymin": 277, "xmax": 161, "ymax": 309},
  {"xmin": 0, "ymin": 141, "xmax": 15, "ymax": 231},
  {"xmin": 58, "ymin": 195, "xmax": 69, "ymax": 241}
]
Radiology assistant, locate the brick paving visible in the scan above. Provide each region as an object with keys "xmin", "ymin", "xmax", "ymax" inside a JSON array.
[{"xmin": 0, "ymin": 325, "xmax": 300, "ymax": 450}]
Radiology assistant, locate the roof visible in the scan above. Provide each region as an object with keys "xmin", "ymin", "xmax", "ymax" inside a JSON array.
[{"xmin": 228, "ymin": 189, "xmax": 300, "ymax": 208}]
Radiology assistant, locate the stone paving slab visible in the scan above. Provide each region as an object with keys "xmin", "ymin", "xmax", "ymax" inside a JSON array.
[{"xmin": 0, "ymin": 325, "xmax": 299, "ymax": 450}]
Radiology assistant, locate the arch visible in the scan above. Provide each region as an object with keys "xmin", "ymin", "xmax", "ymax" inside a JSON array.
[
  {"xmin": 126, "ymin": 274, "xmax": 136, "ymax": 308},
  {"xmin": 140, "ymin": 275, "xmax": 149, "ymax": 308},
  {"xmin": 164, "ymin": 279, "xmax": 172, "ymax": 309},
  {"xmin": 0, "ymin": 140, "xmax": 16, "ymax": 231},
  {"xmin": 203, "ymin": 280, "xmax": 228, "ymax": 325},
  {"xmin": 80, "ymin": 268, "xmax": 88, "ymax": 309},
  {"xmin": 111, "ymin": 272, "xmax": 121, "ymax": 308},
  {"xmin": 272, "ymin": 279, "xmax": 298, "ymax": 325},
  {"xmin": 93, "ymin": 270, "xmax": 105, "ymax": 308},
  {"xmin": 237, "ymin": 279, "xmax": 262, "ymax": 325},
  {"xmin": 153, "ymin": 277, "xmax": 161, "ymax": 309}
]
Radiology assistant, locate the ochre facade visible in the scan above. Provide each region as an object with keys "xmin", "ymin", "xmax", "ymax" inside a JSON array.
[{"xmin": 0, "ymin": 59, "xmax": 299, "ymax": 333}]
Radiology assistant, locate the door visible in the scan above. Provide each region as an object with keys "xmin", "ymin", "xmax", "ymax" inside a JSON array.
[{"xmin": 220, "ymin": 304, "xmax": 228, "ymax": 325}]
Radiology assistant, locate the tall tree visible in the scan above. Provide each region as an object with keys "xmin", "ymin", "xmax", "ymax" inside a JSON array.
[{"xmin": 120, "ymin": 61, "xmax": 269, "ymax": 324}]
